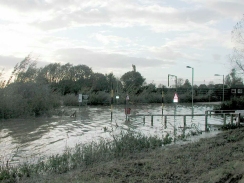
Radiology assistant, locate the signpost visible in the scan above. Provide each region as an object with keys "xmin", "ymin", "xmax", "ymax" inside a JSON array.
[
  {"xmin": 173, "ymin": 93, "xmax": 178, "ymax": 141},
  {"xmin": 173, "ymin": 93, "xmax": 178, "ymax": 103},
  {"xmin": 125, "ymin": 94, "xmax": 129, "ymax": 121},
  {"xmin": 78, "ymin": 94, "xmax": 89, "ymax": 111},
  {"xmin": 78, "ymin": 94, "xmax": 82, "ymax": 111}
]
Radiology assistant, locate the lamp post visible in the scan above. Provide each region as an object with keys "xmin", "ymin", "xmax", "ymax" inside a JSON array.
[
  {"xmin": 168, "ymin": 74, "xmax": 177, "ymax": 91},
  {"xmin": 186, "ymin": 66, "xmax": 194, "ymax": 112},
  {"xmin": 214, "ymin": 74, "xmax": 224, "ymax": 102}
]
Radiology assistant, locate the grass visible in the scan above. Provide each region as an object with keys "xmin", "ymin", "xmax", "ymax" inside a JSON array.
[
  {"xmin": 14, "ymin": 126, "xmax": 244, "ymax": 183},
  {"xmin": 0, "ymin": 131, "xmax": 166, "ymax": 183},
  {"xmin": 3, "ymin": 126, "xmax": 244, "ymax": 183}
]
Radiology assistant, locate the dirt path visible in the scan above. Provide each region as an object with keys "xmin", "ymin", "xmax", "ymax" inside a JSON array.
[{"xmin": 21, "ymin": 127, "xmax": 244, "ymax": 183}]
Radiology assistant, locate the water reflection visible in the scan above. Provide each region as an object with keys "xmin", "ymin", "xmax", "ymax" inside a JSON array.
[{"xmin": 0, "ymin": 103, "xmax": 223, "ymax": 164}]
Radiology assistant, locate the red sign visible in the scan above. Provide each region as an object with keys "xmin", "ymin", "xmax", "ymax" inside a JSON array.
[{"xmin": 173, "ymin": 93, "xmax": 178, "ymax": 103}]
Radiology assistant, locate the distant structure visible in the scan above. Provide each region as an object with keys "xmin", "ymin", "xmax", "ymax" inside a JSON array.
[{"xmin": 132, "ymin": 64, "xmax": 136, "ymax": 72}]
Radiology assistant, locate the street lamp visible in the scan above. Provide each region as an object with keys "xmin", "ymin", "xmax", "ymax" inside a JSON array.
[
  {"xmin": 168, "ymin": 74, "xmax": 177, "ymax": 90},
  {"xmin": 186, "ymin": 66, "xmax": 194, "ymax": 112},
  {"xmin": 214, "ymin": 74, "xmax": 224, "ymax": 102}
]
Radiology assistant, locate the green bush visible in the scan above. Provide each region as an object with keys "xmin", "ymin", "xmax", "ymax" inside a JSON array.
[
  {"xmin": 215, "ymin": 96, "xmax": 244, "ymax": 110},
  {"xmin": 62, "ymin": 94, "xmax": 79, "ymax": 106},
  {"xmin": 89, "ymin": 91, "xmax": 110, "ymax": 105},
  {"xmin": 0, "ymin": 82, "xmax": 61, "ymax": 119}
]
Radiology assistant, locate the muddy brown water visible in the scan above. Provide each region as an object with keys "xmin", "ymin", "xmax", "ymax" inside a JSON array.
[{"xmin": 0, "ymin": 103, "xmax": 226, "ymax": 165}]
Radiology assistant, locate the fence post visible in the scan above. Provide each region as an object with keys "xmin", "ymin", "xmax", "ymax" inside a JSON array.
[
  {"xmin": 151, "ymin": 115, "xmax": 153, "ymax": 126},
  {"xmin": 183, "ymin": 115, "xmax": 186, "ymax": 129},
  {"xmin": 183, "ymin": 115, "xmax": 186, "ymax": 137},
  {"xmin": 205, "ymin": 111, "xmax": 208, "ymax": 132},
  {"xmin": 143, "ymin": 116, "xmax": 145, "ymax": 123},
  {"xmin": 231, "ymin": 114, "xmax": 233, "ymax": 125},
  {"xmin": 164, "ymin": 115, "xmax": 167, "ymax": 129},
  {"xmin": 238, "ymin": 113, "xmax": 240, "ymax": 126},
  {"xmin": 223, "ymin": 113, "xmax": 226, "ymax": 125}
]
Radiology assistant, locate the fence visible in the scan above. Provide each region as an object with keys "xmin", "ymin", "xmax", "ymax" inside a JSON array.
[{"xmin": 128, "ymin": 110, "xmax": 241, "ymax": 132}]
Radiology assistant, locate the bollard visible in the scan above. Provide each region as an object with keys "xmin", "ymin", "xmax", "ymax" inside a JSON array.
[
  {"xmin": 205, "ymin": 111, "xmax": 208, "ymax": 132},
  {"xmin": 151, "ymin": 115, "xmax": 153, "ymax": 126}
]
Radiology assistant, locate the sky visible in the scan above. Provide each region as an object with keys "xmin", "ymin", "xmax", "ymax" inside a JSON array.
[{"xmin": 0, "ymin": 0, "xmax": 243, "ymax": 87}]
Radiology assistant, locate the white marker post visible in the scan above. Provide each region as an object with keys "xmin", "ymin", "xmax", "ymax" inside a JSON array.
[
  {"xmin": 126, "ymin": 94, "xmax": 129, "ymax": 121},
  {"xmin": 173, "ymin": 93, "xmax": 178, "ymax": 141},
  {"xmin": 78, "ymin": 94, "xmax": 82, "ymax": 111}
]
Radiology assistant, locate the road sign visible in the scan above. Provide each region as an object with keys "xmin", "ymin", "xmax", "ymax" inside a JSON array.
[
  {"xmin": 173, "ymin": 93, "xmax": 178, "ymax": 103},
  {"xmin": 78, "ymin": 94, "xmax": 82, "ymax": 102}
]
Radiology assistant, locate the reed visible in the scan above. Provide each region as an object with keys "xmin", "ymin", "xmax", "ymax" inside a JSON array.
[{"xmin": 0, "ymin": 131, "xmax": 167, "ymax": 182}]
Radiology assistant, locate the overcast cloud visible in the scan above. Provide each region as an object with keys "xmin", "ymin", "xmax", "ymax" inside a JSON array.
[{"xmin": 0, "ymin": 0, "xmax": 243, "ymax": 85}]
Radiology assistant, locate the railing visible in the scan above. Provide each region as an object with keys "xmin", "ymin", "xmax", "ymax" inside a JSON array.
[{"xmin": 128, "ymin": 110, "xmax": 241, "ymax": 132}]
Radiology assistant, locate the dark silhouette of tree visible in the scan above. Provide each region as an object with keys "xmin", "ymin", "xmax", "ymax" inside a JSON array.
[
  {"xmin": 231, "ymin": 15, "xmax": 244, "ymax": 74},
  {"xmin": 177, "ymin": 78, "xmax": 184, "ymax": 87},
  {"xmin": 208, "ymin": 81, "xmax": 215, "ymax": 88},
  {"xmin": 182, "ymin": 79, "xmax": 191, "ymax": 88},
  {"xmin": 120, "ymin": 71, "xmax": 145, "ymax": 90},
  {"xmin": 225, "ymin": 68, "xmax": 243, "ymax": 87},
  {"xmin": 92, "ymin": 73, "xmax": 108, "ymax": 91}
]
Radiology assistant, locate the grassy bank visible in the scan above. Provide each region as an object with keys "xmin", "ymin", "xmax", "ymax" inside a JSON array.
[
  {"xmin": 0, "ymin": 131, "xmax": 169, "ymax": 183},
  {"xmin": 16, "ymin": 127, "xmax": 244, "ymax": 183},
  {"xmin": 2, "ymin": 126, "xmax": 244, "ymax": 183}
]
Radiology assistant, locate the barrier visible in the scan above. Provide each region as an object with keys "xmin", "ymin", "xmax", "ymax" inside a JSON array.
[{"xmin": 128, "ymin": 111, "xmax": 242, "ymax": 131}]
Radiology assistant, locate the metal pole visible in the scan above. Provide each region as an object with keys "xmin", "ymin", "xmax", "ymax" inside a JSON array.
[
  {"xmin": 168, "ymin": 74, "xmax": 170, "ymax": 87},
  {"xmin": 223, "ymin": 75, "xmax": 224, "ymax": 102},
  {"xmin": 162, "ymin": 86, "xmax": 164, "ymax": 115},
  {"xmin": 205, "ymin": 111, "xmax": 208, "ymax": 131},
  {"xmin": 192, "ymin": 68, "xmax": 194, "ymax": 112},
  {"xmin": 175, "ymin": 76, "xmax": 177, "ymax": 93},
  {"xmin": 111, "ymin": 89, "xmax": 113, "ymax": 122},
  {"xmin": 125, "ymin": 98, "xmax": 127, "ymax": 121},
  {"xmin": 111, "ymin": 80, "xmax": 114, "ymax": 122},
  {"xmin": 187, "ymin": 66, "xmax": 194, "ymax": 114}
]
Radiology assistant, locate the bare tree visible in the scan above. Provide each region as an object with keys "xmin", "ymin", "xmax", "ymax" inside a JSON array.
[
  {"xmin": 177, "ymin": 78, "xmax": 184, "ymax": 87},
  {"xmin": 231, "ymin": 15, "xmax": 244, "ymax": 74}
]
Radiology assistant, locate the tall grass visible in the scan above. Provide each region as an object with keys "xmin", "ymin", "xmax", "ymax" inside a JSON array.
[{"xmin": 0, "ymin": 131, "xmax": 166, "ymax": 182}]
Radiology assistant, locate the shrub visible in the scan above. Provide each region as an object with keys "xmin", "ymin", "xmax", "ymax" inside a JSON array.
[
  {"xmin": 62, "ymin": 94, "xmax": 79, "ymax": 106},
  {"xmin": 89, "ymin": 91, "xmax": 110, "ymax": 105},
  {"xmin": 214, "ymin": 96, "xmax": 244, "ymax": 110},
  {"xmin": 0, "ymin": 82, "xmax": 61, "ymax": 119}
]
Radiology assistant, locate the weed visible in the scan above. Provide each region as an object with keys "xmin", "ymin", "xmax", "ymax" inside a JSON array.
[
  {"xmin": 0, "ymin": 131, "xmax": 165, "ymax": 182},
  {"xmin": 221, "ymin": 123, "xmax": 240, "ymax": 130},
  {"xmin": 163, "ymin": 133, "xmax": 173, "ymax": 145}
]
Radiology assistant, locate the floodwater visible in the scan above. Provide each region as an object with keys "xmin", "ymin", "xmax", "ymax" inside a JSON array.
[{"xmin": 0, "ymin": 102, "xmax": 228, "ymax": 165}]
